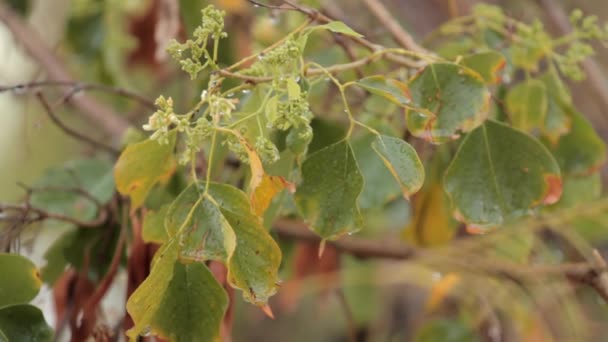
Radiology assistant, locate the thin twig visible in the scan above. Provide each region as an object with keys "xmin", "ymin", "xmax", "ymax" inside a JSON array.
[
  {"xmin": 360, "ymin": 0, "xmax": 429, "ymax": 54},
  {"xmin": 0, "ymin": 80, "xmax": 156, "ymax": 110},
  {"xmin": 0, "ymin": 3, "xmax": 130, "ymax": 138},
  {"xmin": 35, "ymin": 92, "xmax": 120, "ymax": 155}
]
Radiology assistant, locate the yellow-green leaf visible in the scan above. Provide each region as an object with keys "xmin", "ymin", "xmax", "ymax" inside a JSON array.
[
  {"xmin": 357, "ymin": 76, "xmax": 411, "ymax": 106},
  {"xmin": 540, "ymin": 71, "xmax": 572, "ymax": 143},
  {"xmin": 314, "ymin": 21, "xmax": 364, "ymax": 38},
  {"xmin": 295, "ymin": 140, "xmax": 364, "ymax": 240},
  {"xmin": 506, "ymin": 79, "xmax": 548, "ymax": 132},
  {"xmin": 444, "ymin": 120, "xmax": 562, "ymax": 228},
  {"xmin": 126, "ymin": 241, "xmax": 178, "ymax": 340},
  {"xmin": 142, "ymin": 205, "xmax": 170, "ymax": 244},
  {"xmin": 0, "ymin": 254, "xmax": 41, "ymax": 307},
  {"xmin": 407, "ymin": 63, "xmax": 490, "ymax": 144},
  {"xmin": 461, "ymin": 51, "xmax": 506, "ymax": 84},
  {"xmin": 115, "ymin": 131, "xmax": 177, "ymax": 209}
]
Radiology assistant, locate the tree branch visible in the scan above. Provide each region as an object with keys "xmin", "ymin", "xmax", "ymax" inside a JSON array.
[
  {"xmin": 36, "ymin": 92, "xmax": 120, "ymax": 155},
  {"xmin": 360, "ymin": 0, "xmax": 429, "ymax": 54},
  {"xmin": 273, "ymin": 218, "xmax": 608, "ymax": 301},
  {"xmin": 0, "ymin": 3, "xmax": 130, "ymax": 139}
]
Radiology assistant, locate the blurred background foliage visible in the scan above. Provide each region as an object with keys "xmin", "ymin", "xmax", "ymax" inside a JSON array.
[{"xmin": 2, "ymin": 0, "xmax": 608, "ymax": 341}]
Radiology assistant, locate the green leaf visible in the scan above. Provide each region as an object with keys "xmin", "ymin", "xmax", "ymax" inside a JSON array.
[
  {"xmin": 0, "ymin": 254, "xmax": 41, "ymax": 307},
  {"xmin": 142, "ymin": 205, "xmax": 170, "ymax": 244},
  {"xmin": 150, "ymin": 262, "xmax": 227, "ymax": 342},
  {"xmin": 126, "ymin": 241, "xmax": 179, "ymax": 340},
  {"xmin": 295, "ymin": 140, "xmax": 364, "ymax": 239},
  {"xmin": 352, "ymin": 135, "xmax": 401, "ymax": 210},
  {"xmin": 357, "ymin": 76, "xmax": 411, "ymax": 106},
  {"xmin": 540, "ymin": 71, "xmax": 572, "ymax": 143},
  {"xmin": 461, "ymin": 51, "xmax": 506, "ymax": 84},
  {"xmin": 166, "ymin": 185, "xmax": 236, "ymax": 262},
  {"xmin": 30, "ymin": 158, "xmax": 114, "ymax": 227},
  {"xmin": 546, "ymin": 110, "xmax": 606, "ymax": 175},
  {"xmin": 115, "ymin": 131, "xmax": 177, "ymax": 209},
  {"xmin": 314, "ymin": 21, "xmax": 363, "ymax": 38},
  {"xmin": 506, "ymin": 79, "xmax": 547, "ymax": 132},
  {"xmin": 407, "ymin": 63, "xmax": 490, "ymax": 144},
  {"xmin": 371, "ymin": 135, "xmax": 425, "ymax": 199},
  {"xmin": 308, "ymin": 119, "xmax": 346, "ymax": 154},
  {"xmin": 550, "ymin": 174, "xmax": 601, "ymax": 210},
  {"xmin": 0, "ymin": 304, "xmax": 53, "ymax": 342},
  {"xmin": 414, "ymin": 318, "xmax": 480, "ymax": 342},
  {"xmin": 205, "ymin": 183, "xmax": 282, "ymax": 305},
  {"xmin": 444, "ymin": 120, "xmax": 561, "ymax": 227}
]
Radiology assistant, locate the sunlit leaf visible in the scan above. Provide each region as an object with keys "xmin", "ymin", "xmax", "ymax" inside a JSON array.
[
  {"xmin": 150, "ymin": 262, "xmax": 228, "ymax": 342},
  {"xmin": 371, "ymin": 135, "xmax": 425, "ymax": 199},
  {"xmin": 461, "ymin": 51, "xmax": 506, "ymax": 84},
  {"xmin": 126, "ymin": 242, "xmax": 178, "ymax": 340},
  {"xmin": 407, "ymin": 63, "xmax": 490, "ymax": 144},
  {"xmin": 115, "ymin": 131, "xmax": 177, "ymax": 209},
  {"xmin": 546, "ymin": 110, "xmax": 606, "ymax": 175},
  {"xmin": 251, "ymin": 175, "xmax": 295, "ymax": 216},
  {"xmin": 313, "ymin": 21, "xmax": 364, "ymax": 38},
  {"xmin": 0, "ymin": 254, "xmax": 41, "ymax": 307},
  {"xmin": 444, "ymin": 120, "xmax": 561, "ymax": 228},
  {"xmin": 506, "ymin": 79, "xmax": 547, "ymax": 132},
  {"xmin": 0, "ymin": 304, "xmax": 53, "ymax": 342},
  {"xmin": 295, "ymin": 140, "xmax": 364, "ymax": 239},
  {"xmin": 357, "ymin": 76, "xmax": 411, "ymax": 106}
]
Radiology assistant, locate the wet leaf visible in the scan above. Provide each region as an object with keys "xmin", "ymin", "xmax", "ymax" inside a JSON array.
[
  {"xmin": 546, "ymin": 110, "xmax": 606, "ymax": 175},
  {"xmin": 407, "ymin": 63, "xmax": 490, "ymax": 144},
  {"xmin": 506, "ymin": 79, "xmax": 547, "ymax": 132},
  {"xmin": 444, "ymin": 120, "xmax": 561, "ymax": 227},
  {"xmin": 461, "ymin": 50, "xmax": 506, "ymax": 84},
  {"xmin": 0, "ymin": 304, "xmax": 53, "ymax": 342},
  {"xmin": 371, "ymin": 135, "xmax": 425, "ymax": 199},
  {"xmin": 0, "ymin": 254, "xmax": 41, "ymax": 307},
  {"xmin": 357, "ymin": 76, "xmax": 411, "ymax": 106},
  {"xmin": 150, "ymin": 262, "xmax": 228, "ymax": 342},
  {"xmin": 251, "ymin": 175, "xmax": 294, "ymax": 216},
  {"xmin": 126, "ymin": 242, "xmax": 179, "ymax": 340},
  {"xmin": 295, "ymin": 140, "xmax": 364, "ymax": 239},
  {"xmin": 115, "ymin": 131, "xmax": 177, "ymax": 209}
]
